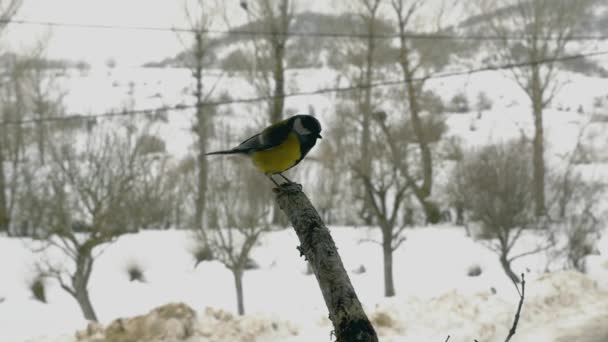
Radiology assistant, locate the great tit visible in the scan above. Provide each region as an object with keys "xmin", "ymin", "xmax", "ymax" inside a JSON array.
[{"xmin": 206, "ymin": 114, "xmax": 322, "ymax": 185}]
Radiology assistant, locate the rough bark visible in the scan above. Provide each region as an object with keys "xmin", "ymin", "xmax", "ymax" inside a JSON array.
[{"xmin": 275, "ymin": 183, "xmax": 378, "ymax": 342}]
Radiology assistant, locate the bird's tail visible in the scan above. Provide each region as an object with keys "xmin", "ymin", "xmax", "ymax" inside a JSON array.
[{"xmin": 205, "ymin": 149, "xmax": 243, "ymax": 156}]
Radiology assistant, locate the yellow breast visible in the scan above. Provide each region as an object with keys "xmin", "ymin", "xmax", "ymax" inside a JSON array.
[{"xmin": 251, "ymin": 132, "xmax": 301, "ymax": 174}]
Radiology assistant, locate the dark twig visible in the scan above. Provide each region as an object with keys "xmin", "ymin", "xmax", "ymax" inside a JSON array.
[
  {"xmin": 444, "ymin": 335, "xmax": 450, "ymax": 342},
  {"xmin": 505, "ymin": 273, "xmax": 526, "ymax": 342}
]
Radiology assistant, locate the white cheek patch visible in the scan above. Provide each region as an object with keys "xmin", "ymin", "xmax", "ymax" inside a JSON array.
[{"xmin": 294, "ymin": 118, "xmax": 312, "ymax": 135}]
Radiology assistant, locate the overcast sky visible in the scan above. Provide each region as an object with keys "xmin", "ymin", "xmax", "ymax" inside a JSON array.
[
  {"xmin": 1, "ymin": 0, "xmax": 335, "ymax": 66},
  {"xmin": 2, "ymin": 0, "xmax": 459, "ymax": 67}
]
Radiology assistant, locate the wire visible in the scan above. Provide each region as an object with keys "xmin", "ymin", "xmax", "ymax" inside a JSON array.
[
  {"xmin": 2, "ymin": 18, "xmax": 608, "ymax": 41},
  {"xmin": 1, "ymin": 49, "xmax": 607, "ymax": 126}
]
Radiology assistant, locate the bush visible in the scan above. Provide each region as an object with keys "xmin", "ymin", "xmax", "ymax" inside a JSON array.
[
  {"xmin": 125, "ymin": 262, "xmax": 146, "ymax": 282},
  {"xmin": 453, "ymin": 141, "xmax": 534, "ymax": 236},
  {"xmin": 244, "ymin": 258, "xmax": 259, "ymax": 270},
  {"xmin": 476, "ymin": 91, "xmax": 493, "ymax": 111},
  {"xmin": 404, "ymin": 115, "xmax": 447, "ymax": 144},
  {"xmin": 449, "ymin": 92, "xmax": 470, "ymax": 113},
  {"xmin": 30, "ymin": 276, "xmax": 46, "ymax": 303},
  {"xmin": 420, "ymin": 90, "xmax": 445, "ymax": 115},
  {"xmin": 192, "ymin": 243, "xmax": 214, "ymax": 268},
  {"xmin": 449, "ymin": 140, "xmax": 536, "ymax": 283},
  {"xmin": 467, "ymin": 264, "xmax": 482, "ymax": 277},
  {"xmin": 135, "ymin": 134, "xmax": 166, "ymax": 155}
]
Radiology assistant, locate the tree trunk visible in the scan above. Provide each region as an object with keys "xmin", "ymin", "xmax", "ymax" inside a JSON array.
[
  {"xmin": 269, "ymin": 21, "xmax": 287, "ymax": 225},
  {"xmin": 270, "ymin": 41, "xmax": 285, "ymax": 124},
  {"xmin": 0, "ymin": 143, "xmax": 8, "ymax": 235},
  {"xmin": 531, "ymin": 68, "xmax": 545, "ymax": 217},
  {"xmin": 70, "ymin": 251, "xmax": 98, "ymax": 322},
  {"xmin": 73, "ymin": 255, "xmax": 98, "ymax": 322},
  {"xmin": 194, "ymin": 32, "xmax": 208, "ymax": 234},
  {"xmin": 74, "ymin": 286, "xmax": 98, "ymax": 322},
  {"xmin": 276, "ymin": 183, "xmax": 378, "ymax": 342},
  {"xmin": 399, "ymin": 45, "xmax": 435, "ymax": 224},
  {"xmin": 382, "ymin": 235, "xmax": 395, "ymax": 297},
  {"xmin": 500, "ymin": 254, "xmax": 521, "ymax": 284},
  {"xmin": 233, "ymin": 269, "xmax": 245, "ymax": 315}
]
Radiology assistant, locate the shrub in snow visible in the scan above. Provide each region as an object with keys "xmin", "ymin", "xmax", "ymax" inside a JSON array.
[
  {"xmin": 476, "ymin": 91, "xmax": 493, "ymax": 112},
  {"xmin": 30, "ymin": 126, "xmax": 173, "ymax": 322},
  {"xmin": 467, "ymin": 264, "xmax": 482, "ymax": 277},
  {"xmin": 449, "ymin": 140, "xmax": 543, "ymax": 284},
  {"xmin": 29, "ymin": 276, "xmax": 47, "ymax": 303},
  {"xmin": 244, "ymin": 258, "xmax": 259, "ymax": 270},
  {"xmin": 125, "ymin": 262, "xmax": 146, "ymax": 283},
  {"xmin": 563, "ymin": 215, "xmax": 601, "ymax": 273},
  {"xmin": 449, "ymin": 92, "xmax": 470, "ymax": 113},
  {"xmin": 191, "ymin": 242, "xmax": 214, "ymax": 268},
  {"xmin": 206, "ymin": 156, "xmax": 272, "ymax": 315}
]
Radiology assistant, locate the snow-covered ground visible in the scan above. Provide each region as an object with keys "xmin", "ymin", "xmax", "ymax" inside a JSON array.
[
  {"xmin": 0, "ymin": 226, "xmax": 607, "ymax": 341},
  {"xmin": 2, "ymin": 52, "xmax": 608, "ymax": 341}
]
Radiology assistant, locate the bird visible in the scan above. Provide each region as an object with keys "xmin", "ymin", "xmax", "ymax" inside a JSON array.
[{"xmin": 206, "ymin": 114, "xmax": 322, "ymax": 186}]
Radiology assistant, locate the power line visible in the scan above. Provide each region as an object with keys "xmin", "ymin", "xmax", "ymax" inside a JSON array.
[
  {"xmin": 1, "ymin": 49, "xmax": 607, "ymax": 126},
  {"xmin": 2, "ymin": 18, "xmax": 608, "ymax": 41}
]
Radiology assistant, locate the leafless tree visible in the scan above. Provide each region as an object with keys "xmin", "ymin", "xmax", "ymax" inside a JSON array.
[
  {"xmin": 205, "ymin": 156, "xmax": 271, "ymax": 315},
  {"xmin": 450, "ymin": 141, "xmax": 552, "ymax": 283},
  {"xmin": 33, "ymin": 124, "xmax": 171, "ymax": 321},
  {"xmin": 182, "ymin": 0, "xmax": 224, "ymax": 237},
  {"xmin": 330, "ymin": 0, "xmax": 395, "ymax": 225},
  {"xmin": 0, "ymin": 0, "xmax": 21, "ymax": 34},
  {"xmin": 474, "ymin": 0, "xmax": 595, "ymax": 216},
  {"xmin": 354, "ymin": 112, "xmax": 411, "ymax": 297},
  {"xmin": 0, "ymin": 54, "xmax": 31, "ymax": 235},
  {"xmin": 390, "ymin": 0, "xmax": 456, "ymax": 223},
  {"xmin": 240, "ymin": 0, "xmax": 293, "ymax": 124}
]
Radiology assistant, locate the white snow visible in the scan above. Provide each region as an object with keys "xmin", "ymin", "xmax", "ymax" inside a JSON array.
[
  {"xmin": 0, "ymin": 226, "xmax": 607, "ymax": 342},
  {"xmin": 2, "ymin": 27, "xmax": 608, "ymax": 342}
]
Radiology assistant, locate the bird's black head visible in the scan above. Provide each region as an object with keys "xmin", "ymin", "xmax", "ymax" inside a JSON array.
[{"xmin": 291, "ymin": 114, "xmax": 322, "ymax": 140}]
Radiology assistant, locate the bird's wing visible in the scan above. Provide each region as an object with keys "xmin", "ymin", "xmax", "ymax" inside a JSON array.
[{"xmin": 232, "ymin": 121, "xmax": 291, "ymax": 153}]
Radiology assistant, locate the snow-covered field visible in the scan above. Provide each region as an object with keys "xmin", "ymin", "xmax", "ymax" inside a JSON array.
[
  {"xmin": 2, "ymin": 52, "xmax": 608, "ymax": 341},
  {"xmin": 1, "ymin": 226, "xmax": 607, "ymax": 341}
]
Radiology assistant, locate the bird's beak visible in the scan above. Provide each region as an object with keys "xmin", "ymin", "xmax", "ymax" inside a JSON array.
[{"xmin": 317, "ymin": 134, "xmax": 323, "ymax": 139}]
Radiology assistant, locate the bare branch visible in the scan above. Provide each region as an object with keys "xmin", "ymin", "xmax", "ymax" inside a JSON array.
[
  {"xmin": 505, "ymin": 274, "xmax": 526, "ymax": 342},
  {"xmin": 276, "ymin": 183, "xmax": 378, "ymax": 341}
]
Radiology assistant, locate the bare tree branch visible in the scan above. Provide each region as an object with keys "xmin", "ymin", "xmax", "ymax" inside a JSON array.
[
  {"xmin": 276, "ymin": 183, "xmax": 378, "ymax": 341},
  {"xmin": 505, "ymin": 274, "xmax": 526, "ymax": 342}
]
